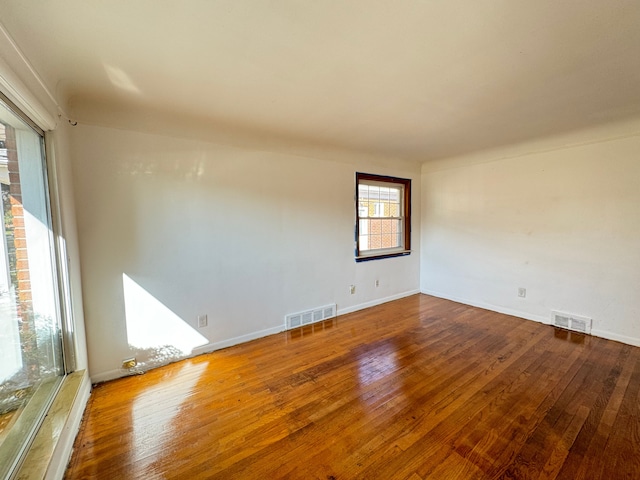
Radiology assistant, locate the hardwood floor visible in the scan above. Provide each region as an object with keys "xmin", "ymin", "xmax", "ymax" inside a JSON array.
[{"xmin": 65, "ymin": 294, "xmax": 640, "ymax": 479}]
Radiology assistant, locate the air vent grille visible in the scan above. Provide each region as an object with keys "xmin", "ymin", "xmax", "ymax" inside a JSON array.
[
  {"xmin": 570, "ymin": 317, "xmax": 589, "ymax": 333},
  {"xmin": 552, "ymin": 311, "xmax": 592, "ymax": 334},
  {"xmin": 555, "ymin": 315, "xmax": 570, "ymax": 329},
  {"xmin": 285, "ymin": 303, "xmax": 337, "ymax": 330},
  {"xmin": 289, "ymin": 314, "xmax": 301, "ymax": 328}
]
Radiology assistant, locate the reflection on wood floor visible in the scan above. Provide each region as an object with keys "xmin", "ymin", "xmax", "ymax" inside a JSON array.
[{"xmin": 65, "ymin": 294, "xmax": 640, "ymax": 479}]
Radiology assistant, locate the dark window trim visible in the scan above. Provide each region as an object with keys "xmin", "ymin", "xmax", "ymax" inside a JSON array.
[{"xmin": 355, "ymin": 172, "xmax": 411, "ymax": 262}]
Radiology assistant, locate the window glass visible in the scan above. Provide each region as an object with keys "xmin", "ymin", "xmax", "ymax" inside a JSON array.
[{"xmin": 0, "ymin": 98, "xmax": 64, "ymax": 478}]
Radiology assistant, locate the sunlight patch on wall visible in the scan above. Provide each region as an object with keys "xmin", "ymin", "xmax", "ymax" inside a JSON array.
[{"xmin": 123, "ymin": 274, "xmax": 208, "ymax": 360}]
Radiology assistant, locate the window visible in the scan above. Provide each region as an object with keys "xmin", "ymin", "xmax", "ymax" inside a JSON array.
[
  {"xmin": 355, "ymin": 172, "xmax": 411, "ymax": 261},
  {"xmin": 0, "ymin": 94, "xmax": 66, "ymax": 478}
]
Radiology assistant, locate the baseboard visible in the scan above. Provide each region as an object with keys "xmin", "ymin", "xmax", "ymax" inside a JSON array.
[
  {"xmin": 90, "ymin": 369, "xmax": 123, "ymax": 384},
  {"xmin": 423, "ymin": 289, "xmax": 640, "ymax": 348},
  {"xmin": 90, "ymin": 325, "xmax": 286, "ymax": 384},
  {"xmin": 591, "ymin": 329, "xmax": 640, "ymax": 348},
  {"xmin": 421, "ymin": 289, "xmax": 550, "ymax": 325},
  {"xmin": 338, "ymin": 289, "xmax": 421, "ymax": 316},
  {"xmin": 191, "ymin": 325, "xmax": 284, "ymax": 356}
]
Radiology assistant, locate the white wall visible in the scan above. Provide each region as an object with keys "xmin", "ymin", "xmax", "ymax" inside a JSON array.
[
  {"xmin": 70, "ymin": 124, "xmax": 420, "ymax": 382},
  {"xmin": 421, "ymin": 129, "xmax": 640, "ymax": 346}
]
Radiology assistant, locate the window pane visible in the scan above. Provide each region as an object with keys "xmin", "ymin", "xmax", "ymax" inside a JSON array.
[
  {"xmin": 370, "ymin": 219, "xmax": 382, "ymax": 236},
  {"xmin": 379, "ymin": 186, "xmax": 389, "ymax": 203},
  {"xmin": 380, "ymin": 233, "xmax": 397, "ymax": 248},
  {"xmin": 374, "ymin": 203, "xmax": 384, "ymax": 217},
  {"xmin": 370, "ymin": 234, "xmax": 382, "ymax": 250},
  {"xmin": 0, "ymin": 100, "xmax": 64, "ymax": 478},
  {"xmin": 357, "ymin": 184, "xmax": 367, "ymax": 201},
  {"xmin": 358, "ymin": 203, "xmax": 368, "ymax": 218}
]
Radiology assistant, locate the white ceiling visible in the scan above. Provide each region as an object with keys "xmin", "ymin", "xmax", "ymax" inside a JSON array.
[{"xmin": 2, "ymin": 0, "xmax": 640, "ymax": 161}]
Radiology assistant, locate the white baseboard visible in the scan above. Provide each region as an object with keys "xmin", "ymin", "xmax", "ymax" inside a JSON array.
[
  {"xmin": 90, "ymin": 325, "xmax": 285, "ymax": 384},
  {"xmin": 191, "ymin": 325, "xmax": 284, "ymax": 355},
  {"xmin": 591, "ymin": 329, "xmax": 640, "ymax": 348},
  {"xmin": 421, "ymin": 289, "xmax": 551, "ymax": 325},
  {"xmin": 338, "ymin": 289, "xmax": 420, "ymax": 316},
  {"xmin": 423, "ymin": 289, "xmax": 640, "ymax": 348},
  {"xmin": 90, "ymin": 368, "xmax": 123, "ymax": 384}
]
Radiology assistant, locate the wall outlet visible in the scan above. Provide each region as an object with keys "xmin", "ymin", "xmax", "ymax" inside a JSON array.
[
  {"xmin": 375, "ymin": 279, "xmax": 380, "ymax": 287},
  {"xmin": 518, "ymin": 287, "xmax": 526, "ymax": 298},
  {"xmin": 122, "ymin": 358, "xmax": 137, "ymax": 369},
  {"xmin": 197, "ymin": 314, "xmax": 208, "ymax": 328},
  {"xmin": 350, "ymin": 285, "xmax": 356, "ymax": 294}
]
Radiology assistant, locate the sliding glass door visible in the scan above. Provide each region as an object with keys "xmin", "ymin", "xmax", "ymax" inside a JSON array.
[{"xmin": 0, "ymin": 96, "xmax": 65, "ymax": 478}]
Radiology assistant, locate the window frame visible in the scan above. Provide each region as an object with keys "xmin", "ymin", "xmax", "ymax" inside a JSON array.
[
  {"xmin": 355, "ymin": 172, "xmax": 411, "ymax": 262},
  {"xmin": 0, "ymin": 90, "xmax": 72, "ymax": 479}
]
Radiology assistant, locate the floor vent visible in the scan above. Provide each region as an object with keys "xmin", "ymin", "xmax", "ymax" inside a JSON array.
[
  {"xmin": 286, "ymin": 303, "xmax": 336, "ymax": 330},
  {"xmin": 552, "ymin": 311, "xmax": 592, "ymax": 334}
]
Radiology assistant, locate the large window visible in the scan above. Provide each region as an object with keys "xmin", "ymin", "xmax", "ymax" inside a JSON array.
[
  {"xmin": 355, "ymin": 172, "xmax": 411, "ymax": 261},
  {"xmin": 0, "ymin": 95, "xmax": 66, "ymax": 478}
]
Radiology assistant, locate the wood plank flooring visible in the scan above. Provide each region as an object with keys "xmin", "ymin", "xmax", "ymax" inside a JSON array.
[{"xmin": 65, "ymin": 294, "xmax": 640, "ymax": 479}]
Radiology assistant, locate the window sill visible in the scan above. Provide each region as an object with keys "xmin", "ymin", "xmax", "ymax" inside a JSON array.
[
  {"xmin": 355, "ymin": 250, "xmax": 411, "ymax": 262},
  {"xmin": 15, "ymin": 370, "xmax": 89, "ymax": 480}
]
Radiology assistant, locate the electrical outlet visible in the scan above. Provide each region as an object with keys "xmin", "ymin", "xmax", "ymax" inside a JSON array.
[
  {"xmin": 122, "ymin": 358, "xmax": 137, "ymax": 369},
  {"xmin": 375, "ymin": 279, "xmax": 380, "ymax": 287},
  {"xmin": 518, "ymin": 287, "xmax": 526, "ymax": 298},
  {"xmin": 350, "ymin": 285, "xmax": 356, "ymax": 294},
  {"xmin": 197, "ymin": 314, "xmax": 208, "ymax": 328}
]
